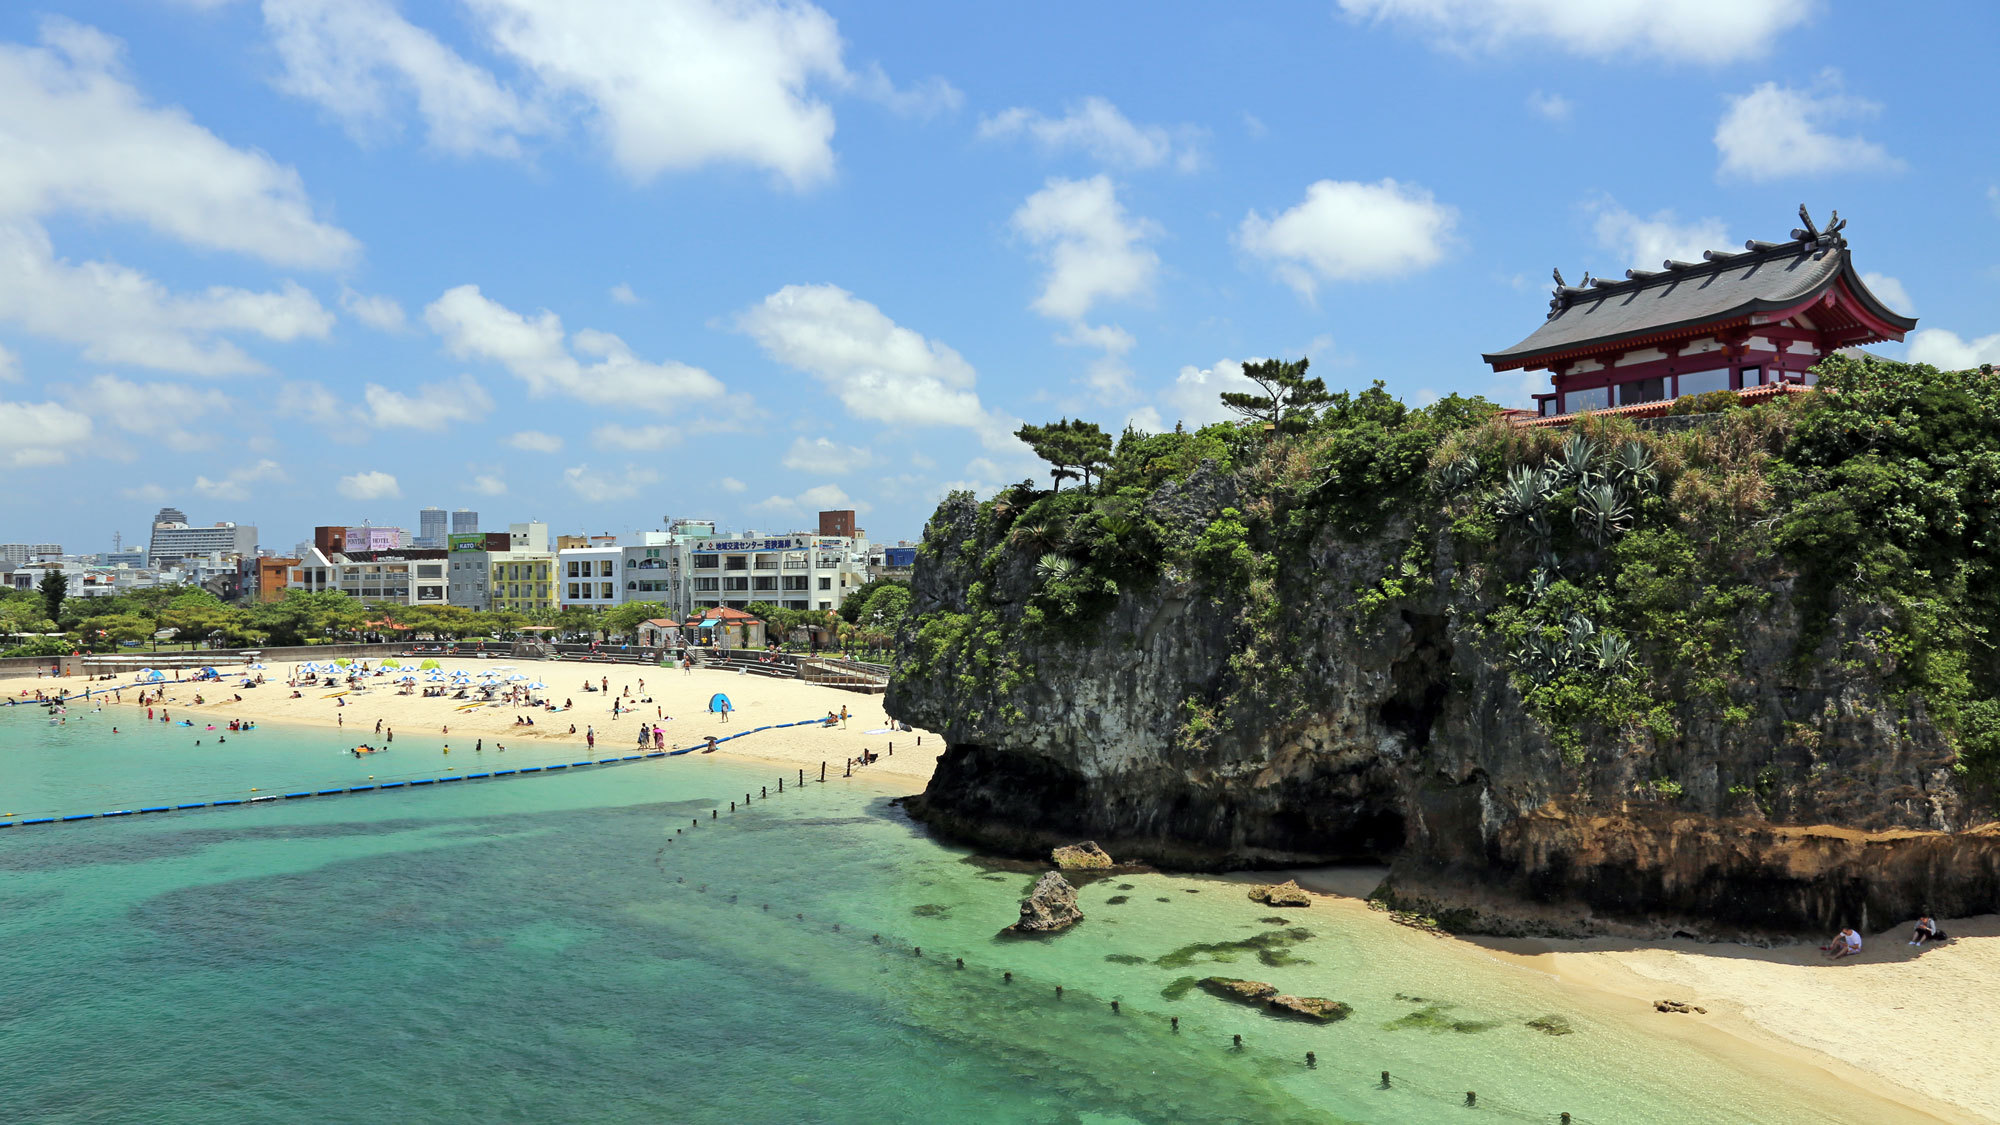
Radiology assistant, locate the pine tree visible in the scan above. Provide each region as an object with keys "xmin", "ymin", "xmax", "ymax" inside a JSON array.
[{"xmin": 1219, "ymin": 357, "xmax": 1332, "ymax": 435}]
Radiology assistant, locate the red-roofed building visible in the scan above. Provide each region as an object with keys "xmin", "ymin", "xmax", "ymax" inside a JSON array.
[{"xmin": 1486, "ymin": 207, "xmax": 1915, "ymax": 424}]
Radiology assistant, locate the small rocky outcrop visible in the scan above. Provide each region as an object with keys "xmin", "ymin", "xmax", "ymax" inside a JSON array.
[
  {"xmin": 1653, "ymin": 1000, "xmax": 1706, "ymax": 1015},
  {"xmin": 1007, "ymin": 871, "xmax": 1083, "ymax": 934},
  {"xmin": 1198, "ymin": 977, "xmax": 1276, "ymax": 1002},
  {"xmin": 1248, "ymin": 880, "xmax": 1312, "ymax": 908},
  {"xmin": 1051, "ymin": 841, "xmax": 1114, "ymax": 870},
  {"xmin": 1198, "ymin": 978, "xmax": 1350, "ymax": 1022}
]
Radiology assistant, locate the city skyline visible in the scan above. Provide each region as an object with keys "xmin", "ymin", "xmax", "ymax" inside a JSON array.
[{"xmin": 0, "ymin": 2, "xmax": 1994, "ymax": 549}]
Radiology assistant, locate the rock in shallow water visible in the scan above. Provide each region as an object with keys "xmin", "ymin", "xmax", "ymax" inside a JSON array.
[
  {"xmin": 1247, "ymin": 880, "xmax": 1312, "ymax": 908},
  {"xmin": 1051, "ymin": 841, "xmax": 1114, "ymax": 869},
  {"xmin": 1198, "ymin": 977, "xmax": 1350, "ymax": 1022},
  {"xmin": 1008, "ymin": 871, "xmax": 1083, "ymax": 933}
]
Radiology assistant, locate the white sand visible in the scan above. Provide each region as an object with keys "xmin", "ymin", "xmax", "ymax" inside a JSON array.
[
  {"xmin": 1477, "ymin": 920, "xmax": 2000, "ymax": 1123},
  {"xmin": 16, "ymin": 656, "xmax": 940, "ymax": 791}
]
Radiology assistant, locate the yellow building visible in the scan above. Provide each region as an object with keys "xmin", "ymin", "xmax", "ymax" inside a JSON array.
[{"xmin": 488, "ymin": 555, "xmax": 556, "ymax": 612}]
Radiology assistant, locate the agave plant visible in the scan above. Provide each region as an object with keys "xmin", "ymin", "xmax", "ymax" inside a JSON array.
[
  {"xmin": 1608, "ymin": 440, "xmax": 1657, "ymax": 495},
  {"xmin": 1492, "ymin": 465, "xmax": 1554, "ymax": 539},
  {"xmin": 1594, "ymin": 632, "xmax": 1637, "ymax": 675},
  {"xmin": 1433, "ymin": 453, "xmax": 1481, "ymax": 497},
  {"xmin": 1552, "ymin": 433, "xmax": 1600, "ymax": 489},
  {"xmin": 1511, "ymin": 633, "xmax": 1565, "ymax": 683},
  {"xmin": 1563, "ymin": 612, "xmax": 1597, "ymax": 648},
  {"xmin": 1034, "ymin": 553, "xmax": 1077, "ymax": 584},
  {"xmin": 1526, "ymin": 567, "xmax": 1552, "ymax": 604},
  {"xmin": 1573, "ymin": 483, "xmax": 1632, "ymax": 545}
]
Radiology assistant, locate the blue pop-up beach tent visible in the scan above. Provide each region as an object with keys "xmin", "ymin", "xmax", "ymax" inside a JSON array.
[{"xmin": 708, "ymin": 693, "xmax": 732, "ymax": 714}]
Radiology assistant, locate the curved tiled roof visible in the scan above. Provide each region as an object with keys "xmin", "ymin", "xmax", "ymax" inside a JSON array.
[{"xmin": 1484, "ymin": 223, "xmax": 1916, "ymax": 370}]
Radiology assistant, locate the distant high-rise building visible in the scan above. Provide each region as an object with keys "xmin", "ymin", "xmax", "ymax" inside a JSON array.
[
  {"xmin": 452, "ymin": 508, "xmax": 479, "ymax": 535},
  {"xmin": 0, "ymin": 543, "xmax": 61, "ymax": 565},
  {"xmin": 418, "ymin": 507, "xmax": 447, "ymax": 548},
  {"xmin": 148, "ymin": 509, "xmax": 255, "ymax": 563}
]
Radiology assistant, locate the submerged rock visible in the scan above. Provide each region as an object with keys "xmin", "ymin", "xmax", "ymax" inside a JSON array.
[
  {"xmin": 1051, "ymin": 841, "xmax": 1114, "ymax": 869},
  {"xmin": 1007, "ymin": 871, "xmax": 1083, "ymax": 934},
  {"xmin": 1525, "ymin": 1015, "xmax": 1575, "ymax": 1036},
  {"xmin": 1198, "ymin": 977, "xmax": 1350, "ymax": 1022},
  {"xmin": 1248, "ymin": 880, "xmax": 1312, "ymax": 908}
]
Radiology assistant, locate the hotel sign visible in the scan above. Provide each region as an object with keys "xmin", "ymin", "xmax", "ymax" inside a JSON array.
[{"xmin": 703, "ymin": 537, "xmax": 799, "ymax": 551}]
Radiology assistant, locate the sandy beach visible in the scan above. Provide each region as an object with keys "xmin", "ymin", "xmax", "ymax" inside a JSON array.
[
  {"xmin": 1483, "ymin": 919, "xmax": 2000, "ymax": 1123},
  {"xmin": 11, "ymin": 656, "xmax": 941, "ymax": 792},
  {"xmin": 1287, "ymin": 868, "xmax": 1997, "ymax": 1123}
]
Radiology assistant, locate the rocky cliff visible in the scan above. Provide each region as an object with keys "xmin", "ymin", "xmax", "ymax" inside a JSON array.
[{"xmin": 887, "ymin": 361, "xmax": 2000, "ymax": 938}]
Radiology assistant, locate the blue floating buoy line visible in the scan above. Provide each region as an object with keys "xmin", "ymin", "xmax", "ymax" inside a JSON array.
[{"xmin": 0, "ymin": 716, "xmax": 833, "ymax": 829}]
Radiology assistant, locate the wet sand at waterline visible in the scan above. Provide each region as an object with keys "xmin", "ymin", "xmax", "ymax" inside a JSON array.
[{"xmin": 13, "ymin": 656, "xmax": 940, "ymax": 790}]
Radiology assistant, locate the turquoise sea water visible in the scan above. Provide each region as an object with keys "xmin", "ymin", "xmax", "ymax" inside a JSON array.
[{"xmin": 0, "ymin": 708, "xmax": 1915, "ymax": 1123}]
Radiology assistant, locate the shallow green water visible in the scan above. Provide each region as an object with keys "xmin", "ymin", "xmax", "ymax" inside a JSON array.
[{"xmin": 0, "ymin": 708, "xmax": 1886, "ymax": 1123}]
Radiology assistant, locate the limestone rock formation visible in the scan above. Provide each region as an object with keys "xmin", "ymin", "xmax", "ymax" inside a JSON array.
[
  {"xmin": 889, "ymin": 483, "xmax": 2000, "ymax": 939},
  {"xmin": 1248, "ymin": 880, "xmax": 1312, "ymax": 908},
  {"xmin": 1051, "ymin": 841, "xmax": 1114, "ymax": 870},
  {"xmin": 1008, "ymin": 871, "xmax": 1083, "ymax": 934},
  {"xmin": 1653, "ymin": 1000, "xmax": 1706, "ymax": 1015},
  {"xmin": 1197, "ymin": 978, "xmax": 1350, "ymax": 1022}
]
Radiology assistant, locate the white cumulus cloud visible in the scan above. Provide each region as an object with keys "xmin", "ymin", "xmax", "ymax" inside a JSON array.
[
  {"xmin": 1906, "ymin": 329, "xmax": 2000, "ymax": 371},
  {"xmin": 1236, "ymin": 178, "xmax": 1456, "ymax": 299},
  {"xmin": 1011, "ymin": 175, "xmax": 1159, "ymax": 321},
  {"xmin": 753, "ymin": 482, "xmax": 866, "ymax": 516},
  {"xmin": 72, "ymin": 375, "xmax": 230, "ymax": 452},
  {"xmin": 0, "ymin": 18, "xmax": 356, "ymax": 268},
  {"xmin": 361, "ymin": 373, "xmax": 493, "ymax": 430},
  {"xmin": 199, "ymin": 459, "xmax": 286, "ymax": 501},
  {"xmin": 719, "ymin": 476, "xmax": 746, "ymax": 493},
  {"xmin": 738, "ymin": 283, "xmax": 1013, "ymax": 445},
  {"xmin": 0, "ymin": 398, "xmax": 93, "ymax": 466},
  {"xmin": 563, "ymin": 462, "xmax": 660, "ymax": 502},
  {"xmin": 1336, "ymin": 0, "xmax": 1813, "ymax": 63},
  {"xmin": 609, "ymin": 282, "xmax": 640, "ymax": 305},
  {"xmin": 1715, "ymin": 72, "xmax": 1904, "ymax": 182},
  {"xmin": 1527, "ymin": 90, "xmax": 1572, "ymax": 121},
  {"xmin": 590, "ymin": 423, "xmax": 680, "ymax": 450},
  {"xmin": 980, "ymin": 96, "xmax": 1200, "ymax": 171},
  {"xmin": 507, "ymin": 429, "xmax": 564, "ymax": 453},
  {"xmin": 1591, "ymin": 202, "xmax": 1730, "ymax": 268},
  {"xmin": 1126, "ymin": 358, "xmax": 1264, "ymax": 433},
  {"xmin": 426, "ymin": 283, "xmax": 724, "ymax": 413},
  {"xmin": 470, "ymin": 0, "xmax": 847, "ymax": 188},
  {"xmin": 265, "ymin": 0, "xmax": 548, "ymax": 158},
  {"xmin": 0, "ymin": 221, "xmax": 334, "ymax": 375},
  {"xmin": 336, "ymin": 469, "xmax": 401, "ymax": 500},
  {"xmin": 782, "ymin": 435, "xmax": 875, "ymax": 474},
  {"xmin": 340, "ymin": 287, "xmax": 407, "ymax": 332},
  {"xmin": 1861, "ymin": 272, "xmax": 1913, "ymax": 315}
]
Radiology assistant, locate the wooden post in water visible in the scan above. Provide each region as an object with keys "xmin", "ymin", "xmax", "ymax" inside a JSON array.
[{"xmin": 820, "ymin": 761, "xmax": 826, "ymax": 782}]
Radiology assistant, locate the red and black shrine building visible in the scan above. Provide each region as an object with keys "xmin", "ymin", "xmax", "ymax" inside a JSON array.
[{"xmin": 1485, "ymin": 208, "xmax": 1916, "ymax": 421}]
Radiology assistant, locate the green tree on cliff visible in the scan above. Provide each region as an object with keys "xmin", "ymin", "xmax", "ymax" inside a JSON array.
[
  {"xmin": 1220, "ymin": 357, "xmax": 1331, "ymax": 435},
  {"xmin": 1016, "ymin": 419, "xmax": 1114, "ymax": 490}
]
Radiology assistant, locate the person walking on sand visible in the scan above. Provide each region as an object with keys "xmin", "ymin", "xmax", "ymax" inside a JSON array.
[
  {"xmin": 586, "ymin": 726, "xmax": 595, "ymax": 749},
  {"xmin": 375, "ymin": 718, "xmax": 383, "ymax": 734}
]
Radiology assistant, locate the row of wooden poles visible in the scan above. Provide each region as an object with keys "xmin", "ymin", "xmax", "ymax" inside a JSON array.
[{"xmin": 658, "ymin": 763, "xmax": 1592, "ymax": 1123}]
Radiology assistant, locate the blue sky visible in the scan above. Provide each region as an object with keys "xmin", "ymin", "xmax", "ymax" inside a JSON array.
[{"xmin": 1, "ymin": 0, "xmax": 1995, "ymax": 553}]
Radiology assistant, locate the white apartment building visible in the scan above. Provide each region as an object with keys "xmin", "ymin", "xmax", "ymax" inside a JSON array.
[
  {"xmin": 558, "ymin": 545, "xmax": 622, "ymax": 610},
  {"xmin": 681, "ymin": 531, "xmax": 871, "ymax": 615},
  {"xmin": 290, "ymin": 548, "xmax": 448, "ymax": 605}
]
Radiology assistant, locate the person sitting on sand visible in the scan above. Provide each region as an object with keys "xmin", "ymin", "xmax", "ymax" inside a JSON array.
[
  {"xmin": 1910, "ymin": 916, "xmax": 1946, "ymax": 946},
  {"xmin": 1823, "ymin": 928, "xmax": 1863, "ymax": 959}
]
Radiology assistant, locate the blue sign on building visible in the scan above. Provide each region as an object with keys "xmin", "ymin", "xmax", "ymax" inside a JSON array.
[{"xmin": 884, "ymin": 547, "xmax": 917, "ymax": 568}]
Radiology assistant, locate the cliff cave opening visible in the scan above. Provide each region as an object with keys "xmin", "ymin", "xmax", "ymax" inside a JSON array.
[{"xmin": 1378, "ymin": 611, "xmax": 1451, "ymax": 754}]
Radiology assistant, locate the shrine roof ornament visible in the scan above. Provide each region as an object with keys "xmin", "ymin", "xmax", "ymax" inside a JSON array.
[{"xmin": 1484, "ymin": 206, "xmax": 1915, "ymax": 371}]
